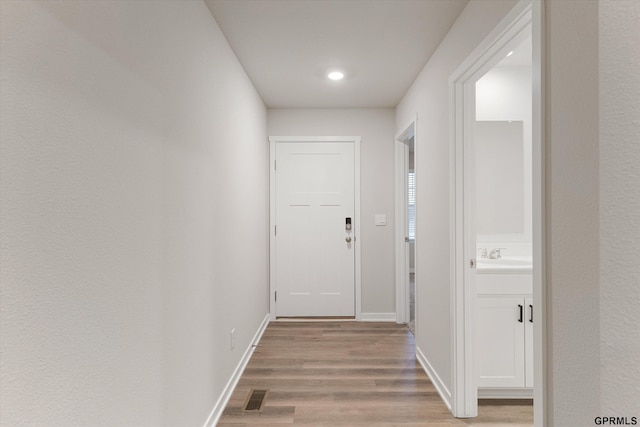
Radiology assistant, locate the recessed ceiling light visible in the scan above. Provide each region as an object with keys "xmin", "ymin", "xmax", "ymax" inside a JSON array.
[
  {"xmin": 328, "ymin": 71, "xmax": 344, "ymax": 81},
  {"xmin": 506, "ymin": 51, "xmax": 514, "ymax": 57}
]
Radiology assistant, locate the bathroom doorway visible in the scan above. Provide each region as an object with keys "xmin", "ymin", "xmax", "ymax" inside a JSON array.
[
  {"xmin": 449, "ymin": 1, "xmax": 545, "ymax": 423},
  {"xmin": 474, "ymin": 34, "xmax": 534, "ymax": 396}
]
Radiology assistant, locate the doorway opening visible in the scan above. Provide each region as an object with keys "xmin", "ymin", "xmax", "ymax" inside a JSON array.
[
  {"xmin": 408, "ymin": 138, "xmax": 416, "ymax": 333},
  {"xmin": 475, "ymin": 34, "xmax": 534, "ymax": 396},
  {"xmin": 449, "ymin": 1, "xmax": 545, "ymax": 424},
  {"xmin": 395, "ymin": 118, "xmax": 417, "ymax": 330}
]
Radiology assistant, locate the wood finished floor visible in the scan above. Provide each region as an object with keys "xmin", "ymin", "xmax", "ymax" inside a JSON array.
[{"xmin": 218, "ymin": 322, "xmax": 532, "ymax": 426}]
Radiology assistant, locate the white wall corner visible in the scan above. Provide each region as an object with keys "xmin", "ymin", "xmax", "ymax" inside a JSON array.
[
  {"xmin": 203, "ymin": 314, "xmax": 270, "ymax": 427},
  {"xmin": 416, "ymin": 346, "xmax": 453, "ymax": 412},
  {"xmin": 359, "ymin": 313, "xmax": 397, "ymax": 322}
]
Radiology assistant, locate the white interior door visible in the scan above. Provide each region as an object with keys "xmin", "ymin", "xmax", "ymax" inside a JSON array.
[{"xmin": 275, "ymin": 141, "xmax": 355, "ymax": 317}]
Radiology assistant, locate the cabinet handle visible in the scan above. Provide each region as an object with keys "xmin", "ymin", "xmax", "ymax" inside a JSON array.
[
  {"xmin": 518, "ymin": 304, "xmax": 523, "ymax": 323},
  {"xmin": 529, "ymin": 304, "xmax": 533, "ymax": 323}
]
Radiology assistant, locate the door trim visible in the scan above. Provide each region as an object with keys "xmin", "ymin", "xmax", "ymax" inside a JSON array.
[
  {"xmin": 268, "ymin": 136, "xmax": 362, "ymax": 321},
  {"xmin": 448, "ymin": 0, "xmax": 546, "ymax": 422}
]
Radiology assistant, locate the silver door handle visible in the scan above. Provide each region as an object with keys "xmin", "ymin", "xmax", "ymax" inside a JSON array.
[{"xmin": 345, "ymin": 236, "xmax": 352, "ymax": 243}]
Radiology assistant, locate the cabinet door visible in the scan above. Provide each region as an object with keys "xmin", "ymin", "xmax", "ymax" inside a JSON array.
[
  {"xmin": 525, "ymin": 297, "xmax": 534, "ymax": 388},
  {"xmin": 477, "ymin": 296, "xmax": 525, "ymax": 388}
]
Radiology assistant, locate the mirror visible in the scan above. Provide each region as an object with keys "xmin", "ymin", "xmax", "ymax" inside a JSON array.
[{"xmin": 475, "ymin": 121, "xmax": 524, "ymax": 234}]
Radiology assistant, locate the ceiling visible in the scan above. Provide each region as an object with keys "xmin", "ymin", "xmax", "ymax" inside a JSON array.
[{"xmin": 205, "ymin": 0, "xmax": 468, "ymax": 109}]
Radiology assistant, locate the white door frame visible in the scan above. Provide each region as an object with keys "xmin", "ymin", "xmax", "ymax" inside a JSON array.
[
  {"xmin": 448, "ymin": 0, "xmax": 546, "ymax": 423},
  {"xmin": 394, "ymin": 117, "xmax": 417, "ymax": 324},
  {"xmin": 269, "ymin": 136, "xmax": 362, "ymax": 320}
]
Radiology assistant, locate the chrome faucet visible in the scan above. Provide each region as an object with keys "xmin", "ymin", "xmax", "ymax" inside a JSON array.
[{"xmin": 489, "ymin": 248, "xmax": 506, "ymax": 259}]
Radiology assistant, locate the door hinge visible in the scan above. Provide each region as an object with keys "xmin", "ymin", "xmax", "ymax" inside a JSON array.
[
  {"xmin": 274, "ymin": 225, "xmax": 277, "ymax": 236},
  {"xmin": 275, "ymin": 291, "xmax": 277, "ymax": 302},
  {"xmin": 274, "ymin": 160, "xmax": 276, "ymax": 170}
]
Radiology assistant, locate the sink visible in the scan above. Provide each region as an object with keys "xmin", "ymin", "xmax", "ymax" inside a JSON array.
[
  {"xmin": 477, "ymin": 256, "xmax": 532, "ymax": 270},
  {"xmin": 478, "ymin": 257, "xmax": 531, "ymax": 265}
]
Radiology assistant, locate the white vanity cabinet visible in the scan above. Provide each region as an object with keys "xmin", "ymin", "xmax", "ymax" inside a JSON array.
[
  {"xmin": 477, "ymin": 295, "xmax": 533, "ymax": 388},
  {"xmin": 476, "ymin": 272, "xmax": 533, "ymax": 394}
]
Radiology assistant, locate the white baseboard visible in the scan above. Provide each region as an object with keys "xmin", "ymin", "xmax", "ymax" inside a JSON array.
[
  {"xmin": 203, "ymin": 313, "xmax": 270, "ymax": 427},
  {"xmin": 360, "ymin": 312, "xmax": 397, "ymax": 322},
  {"xmin": 416, "ymin": 345, "xmax": 453, "ymax": 412},
  {"xmin": 478, "ymin": 388, "xmax": 534, "ymax": 399}
]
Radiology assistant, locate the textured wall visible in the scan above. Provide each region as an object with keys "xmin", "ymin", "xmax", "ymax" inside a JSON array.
[
  {"xmin": 545, "ymin": 1, "xmax": 601, "ymax": 425},
  {"xmin": 599, "ymin": 0, "xmax": 640, "ymax": 415},
  {"xmin": 0, "ymin": 1, "xmax": 268, "ymax": 425},
  {"xmin": 267, "ymin": 108, "xmax": 396, "ymax": 315}
]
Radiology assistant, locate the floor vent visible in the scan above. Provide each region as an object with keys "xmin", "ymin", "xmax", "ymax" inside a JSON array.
[{"xmin": 243, "ymin": 389, "xmax": 268, "ymax": 412}]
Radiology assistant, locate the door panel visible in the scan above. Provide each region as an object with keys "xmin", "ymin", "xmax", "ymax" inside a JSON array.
[
  {"xmin": 477, "ymin": 296, "xmax": 525, "ymax": 388},
  {"xmin": 275, "ymin": 142, "xmax": 355, "ymax": 317}
]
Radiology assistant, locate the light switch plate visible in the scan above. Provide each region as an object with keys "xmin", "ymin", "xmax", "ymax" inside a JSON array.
[{"xmin": 375, "ymin": 214, "xmax": 387, "ymax": 226}]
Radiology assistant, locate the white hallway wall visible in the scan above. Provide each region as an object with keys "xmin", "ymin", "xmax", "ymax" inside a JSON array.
[
  {"xmin": 0, "ymin": 1, "xmax": 268, "ymax": 425},
  {"xmin": 397, "ymin": 0, "xmax": 640, "ymax": 424},
  {"xmin": 545, "ymin": 0, "xmax": 640, "ymax": 421},
  {"xmin": 268, "ymin": 109, "xmax": 396, "ymax": 317},
  {"xmin": 395, "ymin": 0, "xmax": 519, "ymax": 399}
]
